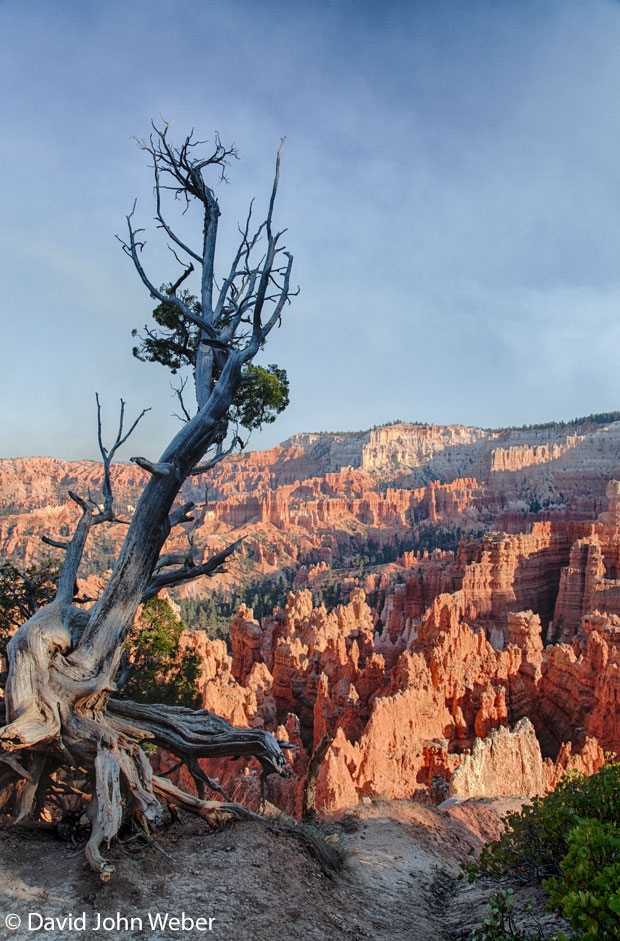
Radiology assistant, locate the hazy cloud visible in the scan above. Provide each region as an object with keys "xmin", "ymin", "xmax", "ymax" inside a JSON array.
[{"xmin": 2, "ymin": 0, "xmax": 620, "ymax": 459}]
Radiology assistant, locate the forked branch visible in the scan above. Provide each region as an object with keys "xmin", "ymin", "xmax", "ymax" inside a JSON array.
[
  {"xmin": 50, "ymin": 399, "xmax": 150, "ymax": 607},
  {"xmin": 141, "ymin": 539, "xmax": 242, "ymax": 602}
]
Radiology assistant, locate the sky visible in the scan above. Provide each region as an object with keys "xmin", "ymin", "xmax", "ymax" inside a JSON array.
[{"xmin": 2, "ymin": 0, "xmax": 620, "ymax": 460}]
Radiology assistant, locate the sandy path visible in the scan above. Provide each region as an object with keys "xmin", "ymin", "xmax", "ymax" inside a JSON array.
[{"xmin": 0, "ymin": 798, "xmax": 530, "ymax": 941}]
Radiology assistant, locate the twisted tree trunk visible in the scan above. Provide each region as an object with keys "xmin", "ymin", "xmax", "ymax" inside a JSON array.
[{"xmin": 0, "ymin": 124, "xmax": 296, "ymax": 879}]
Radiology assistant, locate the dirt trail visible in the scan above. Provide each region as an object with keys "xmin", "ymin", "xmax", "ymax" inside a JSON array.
[
  {"xmin": 0, "ymin": 798, "xmax": 557, "ymax": 941},
  {"xmin": 335, "ymin": 799, "xmax": 514, "ymax": 940},
  {"xmin": 341, "ymin": 810, "xmax": 452, "ymax": 939}
]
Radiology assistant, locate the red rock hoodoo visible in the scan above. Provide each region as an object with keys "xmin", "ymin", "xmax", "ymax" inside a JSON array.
[{"xmin": 3, "ymin": 420, "xmax": 620, "ymax": 812}]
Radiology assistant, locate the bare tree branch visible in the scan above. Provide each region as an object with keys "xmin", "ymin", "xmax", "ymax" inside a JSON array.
[
  {"xmin": 189, "ymin": 435, "xmax": 243, "ymax": 475},
  {"xmin": 153, "ymin": 159, "xmax": 202, "ymax": 264},
  {"xmin": 48, "ymin": 400, "xmax": 151, "ymax": 608},
  {"xmin": 41, "ymin": 536, "xmax": 69, "ymax": 550},
  {"xmin": 141, "ymin": 539, "xmax": 243, "ymax": 602},
  {"xmin": 168, "ymin": 502, "xmax": 196, "ymax": 529},
  {"xmin": 96, "ymin": 395, "xmax": 151, "ymax": 522},
  {"xmin": 171, "ymin": 376, "xmax": 193, "ymax": 423},
  {"xmin": 153, "ymin": 552, "xmax": 195, "ymax": 572},
  {"xmin": 266, "ymin": 138, "xmax": 285, "ymax": 240}
]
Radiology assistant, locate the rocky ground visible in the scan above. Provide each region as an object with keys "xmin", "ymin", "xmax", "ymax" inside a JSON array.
[{"xmin": 0, "ymin": 797, "xmax": 569, "ymax": 941}]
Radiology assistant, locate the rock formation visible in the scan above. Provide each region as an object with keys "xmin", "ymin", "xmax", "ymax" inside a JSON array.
[
  {"xmin": 551, "ymin": 481, "xmax": 620, "ymax": 641},
  {"xmin": 176, "ymin": 477, "xmax": 620, "ymax": 811},
  {"xmin": 4, "ymin": 421, "xmax": 620, "ymax": 814},
  {"xmin": 4, "ymin": 418, "xmax": 620, "ymax": 593},
  {"xmin": 170, "ymin": 571, "xmax": 609, "ymax": 812}
]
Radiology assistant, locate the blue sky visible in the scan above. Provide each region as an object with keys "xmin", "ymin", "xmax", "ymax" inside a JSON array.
[{"xmin": 2, "ymin": 0, "xmax": 620, "ymax": 459}]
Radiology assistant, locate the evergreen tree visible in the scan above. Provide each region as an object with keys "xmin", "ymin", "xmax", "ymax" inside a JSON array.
[
  {"xmin": 0, "ymin": 560, "xmax": 60, "ymax": 656},
  {"xmin": 122, "ymin": 598, "xmax": 201, "ymax": 708}
]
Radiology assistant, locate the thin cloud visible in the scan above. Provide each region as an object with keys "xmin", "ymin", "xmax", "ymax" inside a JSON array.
[{"xmin": 2, "ymin": 0, "xmax": 620, "ymax": 459}]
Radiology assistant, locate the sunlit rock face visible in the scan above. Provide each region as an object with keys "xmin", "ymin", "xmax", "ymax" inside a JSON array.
[
  {"xmin": 448, "ymin": 718, "xmax": 605, "ymax": 800},
  {"xmin": 4, "ymin": 419, "xmax": 620, "ymax": 587},
  {"xmin": 184, "ymin": 480, "xmax": 620, "ymax": 811},
  {"xmin": 182, "ymin": 559, "xmax": 612, "ymax": 811},
  {"xmin": 4, "ymin": 423, "xmax": 620, "ymax": 812}
]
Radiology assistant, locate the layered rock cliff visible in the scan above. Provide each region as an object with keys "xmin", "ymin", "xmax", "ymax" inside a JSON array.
[
  {"xmin": 162, "ymin": 478, "xmax": 620, "ymax": 813},
  {"xmin": 4, "ymin": 419, "xmax": 620, "ymax": 601},
  {"xmin": 4, "ymin": 418, "xmax": 620, "ymax": 813}
]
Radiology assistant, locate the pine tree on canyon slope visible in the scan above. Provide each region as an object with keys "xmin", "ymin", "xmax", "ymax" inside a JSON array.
[{"xmin": 0, "ymin": 122, "xmax": 297, "ymax": 880}]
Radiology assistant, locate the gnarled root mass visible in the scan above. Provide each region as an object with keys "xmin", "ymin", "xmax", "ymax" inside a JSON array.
[{"xmin": 0, "ymin": 608, "xmax": 288, "ymax": 881}]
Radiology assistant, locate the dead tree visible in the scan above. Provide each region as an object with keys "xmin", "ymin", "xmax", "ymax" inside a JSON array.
[{"xmin": 0, "ymin": 123, "xmax": 296, "ymax": 880}]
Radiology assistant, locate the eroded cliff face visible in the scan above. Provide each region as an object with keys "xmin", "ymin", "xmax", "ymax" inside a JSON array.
[
  {"xmin": 175, "ymin": 587, "xmax": 609, "ymax": 812},
  {"xmin": 551, "ymin": 481, "xmax": 620, "ymax": 640},
  {"xmin": 4, "ymin": 420, "xmax": 620, "ymax": 590},
  {"xmin": 538, "ymin": 613, "xmax": 620, "ymax": 757},
  {"xmin": 164, "ymin": 478, "xmax": 620, "ymax": 813},
  {"xmin": 4, "ymin": 422, "xmax": 620, "ymax": 813}
]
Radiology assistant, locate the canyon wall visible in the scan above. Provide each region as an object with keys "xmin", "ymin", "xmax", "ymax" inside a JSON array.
[
  {"xmin": 166, "ymin": 479, "xmax": 620, "ymax": 813},
  {"xmin": 4, "ymin": 419, "xmax": 620, "ymax": 813},
  {"xmin": 4, "ymin": 418, "xmax": 620, "ymax": 596}
]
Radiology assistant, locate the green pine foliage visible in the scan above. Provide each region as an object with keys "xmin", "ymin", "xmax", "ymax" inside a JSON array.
[
  {"xmin": 132, "ymin": 289, "xmax": 201, "ymax": 373},
  {"xmin": 178, "ymin": 575, "xmax": 295, "ymax": 640},
  {"xmin": 230, "ymin": 363, "xmax": 289, "ymax": 429},
  {"xmin": 132, "ymin": 289, "xmax": 289, "ymax": 431},
  {"xmin": 0, "ymin": 560, "xmax": 61, "ymax": 655},
  {"xmin": 175, "ymin": 531, "xmax": 465, "ymax": 643},
  {"xmin": 122, "ymin": 598, "xmax": 201, "ymax": 708},
  {"xmin": 487, "ymin": 412, "xmax": 620, "ymax": 434}
]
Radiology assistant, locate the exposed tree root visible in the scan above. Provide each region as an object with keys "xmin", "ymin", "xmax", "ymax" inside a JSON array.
[
  {"xmin": 107, "ymin": 699, "xmax": 288, "ymax": 776},
  {"xmin": 0, "ymin": 123, "xmax": 297, "ymax": 881},
  {"xmin": 0, "ymin": 627, "xmax": 288, "ymax": 879},
  {"xmin": 153, "ymin": 774, "xmax": 264, "ymax": 823}
]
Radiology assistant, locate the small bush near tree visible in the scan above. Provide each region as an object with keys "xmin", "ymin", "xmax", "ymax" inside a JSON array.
[
  {"xmin": 122, "ymin": 597, "xmax": 201, "ymax": 708},
  {"xmin": 470, "ymin": 888, "xmax": 546, "ymax": 941},
  {"xmin": 0, "ymin": 560, "xmax": 60, "ymax": 656}
]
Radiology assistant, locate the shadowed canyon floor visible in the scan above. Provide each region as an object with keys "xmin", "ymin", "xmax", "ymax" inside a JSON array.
[{"xmin": 0, "ymin": 798, "xmax": 569, "ymax": 941}]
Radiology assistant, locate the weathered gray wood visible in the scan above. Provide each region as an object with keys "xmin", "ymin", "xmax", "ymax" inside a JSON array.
[
  {"xmin": 0, "ymin": 124, "xmax": 295, "ymax": 878},
  {"xmin": 107, "ymin": 699, "xmax": 287, "ymax": 776},
  {"xmin": 152, "ymin": 774, "xmax": 263, "ymax": 823},
  {"xmin": 302, "ymin": 733, "xmax": 333, "ymax": 821}
]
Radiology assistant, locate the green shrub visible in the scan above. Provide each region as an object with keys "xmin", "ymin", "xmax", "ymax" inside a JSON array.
[
  {"xmin": 464, "ymin": 761, "xmax": 620, "ymax": 940},
  {"xmin": 545, "ymin": 818, "xmax": 620, "ymax": 940},
  {"xmin": 0, "ymin": 559, "xmax": 60, "ymax": 656},
  {"xmin": 470, "ymin": 888, "xmax": 546, "ymax": 941},
  {"xmin": 464, "ymin": 762, "xmax": 620, "ymax": 886},
  {"xmin": 122, "ymin": 597, "xmax": 201, "ymax": 708}
]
